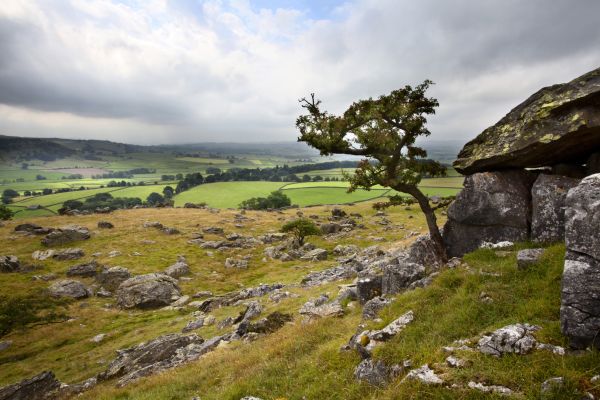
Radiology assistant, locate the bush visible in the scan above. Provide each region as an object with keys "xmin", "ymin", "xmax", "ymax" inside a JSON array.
[
  {"xmin": 147, "ymin": 192, "xmax": 165, "ymax": 206},
  {"xmin": 2, "ymin": 189, "xmax": 19, "ymax": 199},
  {"xmin": 0, "ymin": 204, "xmax": 13, "ymax": 220},
  {"xmin": 281, "ymin": 218, "xmax": 320, "ymax": 246},
  {"xmin": 239, "ymin": 191, "xmax": 291, "ymax": 210},
  {"xmin": 0, "ymin": 291, "xmax": 69, "ymax": 337}
]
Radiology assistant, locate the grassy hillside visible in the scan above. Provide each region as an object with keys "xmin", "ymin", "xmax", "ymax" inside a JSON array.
[{"xmin": 0, "ymin": 203, "xmax": 597, "ymax": 399}]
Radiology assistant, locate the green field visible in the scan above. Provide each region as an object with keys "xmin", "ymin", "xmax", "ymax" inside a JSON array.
[
  {"xmin": 173, "ymin": 182, "xmax": 285, "ymax": 208},
  {"xmin": 283, "ymin": 186, "xmax": 389, "ymax": 206}
]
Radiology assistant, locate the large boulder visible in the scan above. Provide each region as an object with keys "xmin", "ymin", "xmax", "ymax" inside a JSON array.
[
  {"xmin": 41, "ymin": 226, "xmax": 90, "ymax": 247},
  {"xmin": 95, "ymin": 266, "xmax": 131, "ymax": 292},
  {"xmin": 454, "ymin": 67, "xmax": 600, "ymax": 174},
  {"xmin": 0, "ymin": 371, "xmax": 61, "ymax": 400},
  {"xmin": 116, "ymin": 273, "xmax": 181, "ymax": 309},
  {"xmin": 97, "ymin": 333, "xmax": 205, "ymax": 386},
  {"xmin": 443, "ymin": 170, "xmax": 534, "ymax": 257},
  {"xmin": 560, "ymin": 174, "xmax": 600, "ymax": 349},
  {"xmin": 381, "ymin": 262, "xmax": 425, "ymax": 295},
  {"xmin": 531, "ymin": 174, "xmax": 580, "ymax": 243},
  {"xmin": 0, "ymin": 256, "xmax": 20, "ymax": 273},
  {"xmin": 66, "ymin": 261, "xmax": 99, "ymax": 277},
  {"xmin": 48, "ymin": 279, "xmax": 91, "ymax": 299},
  {"xmin": 164, "ymin": 256, "xmax": 190, "ymax": 278}
]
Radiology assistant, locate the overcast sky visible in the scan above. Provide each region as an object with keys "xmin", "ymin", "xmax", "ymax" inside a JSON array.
[{"xmin": 0, "ymin": 0, "xmax": 599, "ymax": 145}]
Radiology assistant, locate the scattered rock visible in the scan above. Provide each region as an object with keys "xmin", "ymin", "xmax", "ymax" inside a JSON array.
[
  {"xmin": 356, "ymin": 276, "xmax": 382, "ymax": 304},
  {"xmin": 348, "ymin": 311, "xmax": 414, "ymax": 355},
  {"xmin": 108, "ymin": 250, "xmax": 121, "ymax": 258},
  {"xmin": 41, "ymin": 226, "xmax": 90, "ymax": 247},
  {"xmin": 97, "ymin": 333, "xmax": 206, "ymax": 386},
  {"xmin": 531, "ymin": 174, "xmax": 580, "ymax": 243},
  {"xmin": 96, "ymin": 266, "xmax": 131, "ymax": 292},
  {"xmin": 0, "ymin": 371, "xmax": 61, "ymax": 400},
  {"xmin": 91, "ymin": 334, "xmax": 107, "ymax": 343},
  {"xmin": 541, "ymin": 377, "xmax": 565, "ymax": 393},
  {"xmin": 97, "ymin": 221, "xmax": 114, "ymax": 229},
  {"xmin": 162, "ymin": 227, "xmax": 180, "ymax": 235},
  {"xmin": 333, "ymin": 244, "xmax": 360, "ymax": 256},
  {"xmin": 321, "ymin": 223, "xmax": 342, "ymax": 234},
  {"xmin": 299, "ymin": 248, "xmax": 328, "ymax": 262},
  {"xmin": 478, "ymin": 323, "xmax": 540, "ymax": 356},
  {"xmin": 164, "ymin": 256, "xmax": 190, "ymax": 278},
  {"xmin": 445, "ymin": 356, "xmax": 469, "ymax": 368},
  {"xmin": 467, "ymin": 381, "xmax": 513, "ymax": 396},
  {"xmin": 116, "ymin": 273, "xmax": 181, "ymax": 309},
  {"xmin": 299, "ymin": 295, "xmax": 343, "ymax": 318},
  {"xmin": 535, "ymin": 342, "xmax": 565, "ymax": 356},
  {"xmin": 192, "ymin": 291, "xmax": 213, "ymax": 299},
  {"xmin": 517, "ymin": 249, "xmax": 544, "ymax": 270},
  {"xmin": 203, "ymin": 227, "xmax": 224, "ymax": 235},
  {"xmin": 382, "ymin": 262, "xmax": 425, "ymax": 295},
  {"xmin": 454, "ymin": 67, "xmax": 600, "ymax": 174},
  {"xmin": 354, "ymin": 359, "xmax": 400, "ymax": 387},
  {"xmin": 31, "ymin": 250, "xmax": 55, "ymax": 261},
  {"xmin": 403, "ymin": 364, "xmax": 443, "ymax": 385},
  {"xmin": 362, "ymin": 297, "xmax": 390, "ymax": 320},
  {"xmin": 0, "ymin": 256, "xmax": 20, "ymax": 273},
  {"xmin": 182, "ymin": 317, "xmax": 205, "ymax": 333},
  {"xmin": 66, "ymin": 261, "xmax": 99, "ymax": 277},
  {"xmin": 143, "ymin": 221, "xmax": 163, "ymax": 229},
  {"xmin": 15, "ymin": 223, "xmax": 53, "ymax": 235},
  {"xmin": 224, "ymin": 258, "xmax": 249, "ymax": 269},
  {"xmin": 48, "ymin": 279, "xmax": 91, "ymax": 299},
  {"xmin": 53, "ymin": 248, "xmax": 85, "ymax": 261}
]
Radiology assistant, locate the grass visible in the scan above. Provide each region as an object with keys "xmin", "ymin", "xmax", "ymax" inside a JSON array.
[
  {"xmin": 173, "ymin": 182, "xmax": 285, "ymax": 208},
  {"xmin": 283, "ymin": 187, "xmax": 390, "ymax": 206},
  {"xmin": 0, "ymin": 203, "xmax": 597, "ymax": 399}
]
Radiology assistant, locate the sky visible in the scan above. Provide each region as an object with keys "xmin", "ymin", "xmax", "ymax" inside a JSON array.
[{"xmin": 0, "ymin": 0, "xmax": 599, "ymax": 145}]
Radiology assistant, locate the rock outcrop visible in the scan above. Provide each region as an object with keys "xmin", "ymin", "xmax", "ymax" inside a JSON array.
[
  {"xmin": 454, "ymin": 67, "xmax": 600, "ymax": 174},
  {"xmin": 96, "ymin": 266, "xmax": 131, "ymax": 292},
  {"xmin": 560, "ymin": 174, "xmax": 600, "ymax": 349},
  {"xmin": 48, "ymin": 280, "xmax": 91, "ymax": 299},
  {"xmin": 0, "ymin": 256, "xmax": 20, "ymax": 273},
  {"xmin": 443, "ymin": 170, "xmax": 534, "ymax": 257},
  {"xmin": 116, "ymin": 273, "xmax": 181, "ymax": 309},
  {"xmin": 0, "ymin": 371, "xmax": 61, "ymax": 400},
  {"xmin": 531, "ymin": 174, "xmax": 580, "ymax": 242},
  {"xmin": 41, "ymin": 226, "xmax": 90, "ymax": 247}
]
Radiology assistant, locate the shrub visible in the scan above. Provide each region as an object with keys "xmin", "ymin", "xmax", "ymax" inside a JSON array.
[
  {"xmin": 147, "ymin": 192, "xmax": 165, "ymax": 206},
  {"xmin": 281, "ymin": 218, "xmax": 320, "ymax": 246},
  {"xmin": 0, "ymin": 204, "xmax": 13, "ymax": 220},
  {"xmin": 239, "ymin": 191, "xmax": 291, "ymax": 210}
]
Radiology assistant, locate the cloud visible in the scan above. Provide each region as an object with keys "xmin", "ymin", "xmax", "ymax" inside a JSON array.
[{"xmin": 0, "ymin": 0, "xmax": 599, "ymax": 144}]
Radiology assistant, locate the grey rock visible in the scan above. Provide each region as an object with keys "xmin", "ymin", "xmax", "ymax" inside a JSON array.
[
  {"xmin": 0, "ymin": 256, "xmax": 20, "ymax": 273},
  {"xmin": 356, "ymin": 276, "xmax": 382, "ymax": 304},
  {"xmin": 300, "ymin": 248, "xmax": 328, "ymax": 262},
  {"xmin": 116, "ymin": 273, "xmax": 181, "ymax": 309},
  {"xmin": 299, "ymin": 295, "xmax": 343, "ymax": 318},
  {"xmin": 531, "ymin": 174, "xmax": 580, "ymax": 243},
  {"xmin": 517, "ymin": 249, "xmax": 545, "ymax": 270},
  {"xmin": 354, "ymin": 359, "xmax": 399, "ymax": 387},
  {"xmin": 48, "ymin": 279, "xmax": 91, "ymax": 299},
  {"xmin": 467, "ymin": 381, "xmax": 513, "ymax": 396},
  {"xmin": 445, "ymin": 356, "xmax": 469, "ymax": 368},
  {"xmin": 443, "ymin": 170, "xmax": 534, "ymax": 257},
  {"xmin": 162, "ymin": 227, "xmax": 180, "ymax": 235},
  {"xmin": 96, "ymin": 266, "xmax": 131, "ymax": 292},
  {"xmin": 454, "ymin": 67, "xmax": 600, "ymax": 174},
  {"xmin": 321, "ymin": 223, "xmax": 342, "ymax": 234},
  {"xmin": 402, "ymin": 234, "xmax": 445, "ymax": 269},
  {"xmin": 164, "ymin": 256, "xmax": 190, "ymax": 278},
  {"xmin": 66, "ymin": 261, "xmax": 99, "ymax": 277},
  {"xmin": 362, "ymin": 296, "xmax": 390, "ymax": 320},
  {"xmin": 31, "ymin": 250, "xmax": 55, "ymax": 261},
  {"xmin": 541, "ymin": 377, "xmax": 565, "ymax": 393},
  {"xmin": 91, "ymin": 334, "xmax": 107, "ymax": 343},
  {"xmin": 561, "ymin": 174, "xmax": 600, "ymax": 349},
  {"xmin": 224, "ymin": 258, "xmax": 249, "ymax": 269},
  {"xmin": 98, "ymin": 333, "xmax": 205, "ymax": 387},
  {"xmin": 382, "ymin": 262, "xmax": 425, "ymax": 295},
  {"xmin": 348, "ymin": 311, "xmax": 414, "ymax": 355},
  {"xmin": 143, "ymin": 221, "xmax": 163, "ymax": 229},
  {"xmin": 403, "ymin": 364, "xmax": 443, "ymax": 385},
  {"xmin": 97, "ymin": 221, "xmax": 114, "ymax": 229},
  {"xmin": 182, "ymin": 317, "xmax": 204, "ymax": 333},
  {"xmin": 41, "ymin": 226, "xmax": 90, "ymax": 247},
  {"xmin": 53, "ymin": 248, "xmax": 85, "ymax": 261},
  {"xmin": 203, "ymin": 226, "xmax": 224, "ymax": 235},
  {"xmin": 0, "ymin": 371, "xmax": 61, "ymax": 400},
  {"xmin": 478, "ymin": 323, "xmax": 540, "ymax": 356},
  {"xmin": 333, "ymin": 244, "xmax": 360, "ymax": 256}
]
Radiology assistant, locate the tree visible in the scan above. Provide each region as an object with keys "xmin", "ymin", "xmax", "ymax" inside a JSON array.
[
  {"xmin": 146, "ymin": 192, "xmax": 165, "ymax": 206},
  {"xmin": 281, "ymin": 218, "xmax": 320, "ymax": 246},
  {"xmin": 296, "ymin": 80, "xmax": 447, "ymax": 259},
  {"xmin": 163, "ymin": 186, "xmax": 174, "ymax": 198},
  {"xmin": 0, "ymin": 204, "xmax": 13, "ymax": 220},
  {"xmin": 239, "ymin": 191, "xmax": 292, "ymax": 210},
  {"xmin": 2, "ymin": 189, "xmax": 19, "ymax": 199}
]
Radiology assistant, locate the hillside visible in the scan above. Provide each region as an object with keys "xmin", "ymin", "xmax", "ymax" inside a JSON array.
[{"xmin": 0, "ymin": 202, "xmax": 598, "ymax": 399}]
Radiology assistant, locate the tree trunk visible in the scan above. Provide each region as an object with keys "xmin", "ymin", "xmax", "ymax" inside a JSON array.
[{"xmin": 396, "ymin": 184, "xmax": 448, "ymax": 262}]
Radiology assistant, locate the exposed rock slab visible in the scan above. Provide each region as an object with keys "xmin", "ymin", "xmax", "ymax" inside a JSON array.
[
  {"xmin": 516, "ymin": 249, "xmax": 544, "ymax": 270},
  {"xmin": 96, "ymin": 266, "xmax": 131, "ymax": 292},
  {"xmin": 0, "ymin": 371, "xmax": 61, "ymax": 400},
  {"xmin": 41, "ymin": 226, "xmax": 90, "ymax": 247},
  {"xmin": 0, "ymin": 256, "xmax": 20, "ymax": 273},
  {"xmin": 454, "ymin": 67, "xmax": 600, "ymax": 174},
  {"xmin": 403, "ymin": 364, "xmax": 443, "ymax": 385},
  {"xmin": 116, "ymin": 273, "xmax": 181, "ymax": 309},
  {"xmin": 382, "ymin": 262, "xmax": 425, "ymax": 295},
  {"xmin": 164, "ymin": 256, "xmax": 190, "ymax": 278},
  {"xmin": 48, "ymin": 279, "xmax": 91, "ymax": 299},
  {"xmin": 478, "ymin": 323, "xmax": 540, "ymax": 356}
]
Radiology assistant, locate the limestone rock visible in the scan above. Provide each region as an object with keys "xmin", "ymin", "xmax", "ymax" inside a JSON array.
[
  {"xmin": 66, "ymin": 261, "xmax": 99, "ymax": 277},
  {"xmin": 478, "ymin": 323, "xmax": 540, "ymax": 356},
  {"xmin": 97, "ymin": 221, "xmax": 114, "ymax": 229},
  {"xmin": 443, "ymin": 170, "xmax": 534, "ymax": 257},
  {"xmin": 97, "ymin": 333, "xmax": 205, "ymax": 386},
  {"xmin": 164, "ymin": 256, "xmax": 190, "ymax": 278},
  {"xmin": 48, "ymin": 279, "xmax": 91, "ymax": 299},
  {"xmin": 467, "ymin": 381, "xmax": 513, "ymax": 396},
  {"xmin": 356, "ymin": 276, "xmax": 382, "ymax": 304},
  {"xmin": 541, "ymin": 377, "xmax": 565, "ymax": 393},
  {"xmin": 299, "ymin": 295, "xmax": 343, "ymax": 318},
  {"xmin": 116, "ymin": 273, "xmax": 181, "ymax": 309},
  {"xmin": 561, "ymin": 174, "xmax": 600, "ymax": 349},
  {"xmin": 382, "ymin": 262, "xmax": 425, "ymax": 295},
  {"xmin": 454, "ymin": 67, "xmax": 600, "ymax": 174},
  {"xmin": 516, "ymin": 249, "xmax": 544, "ymax": 270},
  {"xmin": 0, "ymin": 371, "xmax": 61, "ymax": 400},
  {"xmin": 96, "ymin": 266, "xmax": 131, "ymax": 292},
  {"xmin": 403, "ymin": 364, "xmax": 443, "ymax": 385},
  {"xmin": 299, "ymin": 248, "xmax": 328, "ymax": 262},
  {"xmin": 354, "ymin": 359, "xmax": 399, "ymax": 387},
  {"xmin": 41, "ymin": 226, "xmax": 90, "ymax": 247},
  {"xmin": 531, "ymin": 174, "xmax": 580, "ymax": 242},
  {"xmin": 0, "ymin": 256, "xmax": 20, "ymax": 273},
  {"xmin": 362, "ymin": 296, "xmax": 390, "ymax": 320}
]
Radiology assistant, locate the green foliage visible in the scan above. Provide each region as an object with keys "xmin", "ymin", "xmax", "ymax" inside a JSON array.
[
  {"xmin": 280, "ymin": 218, "xmax": 320, "ymax": 245},
  {"xmin": 0, "ymin": 204, "xmax": 13, "ymax": 220},
  {"xmin": 146, "ymin": 192, "xmax": 165, "ymax": 205},
  {"xmin": 0, "ymin": 291, "xmax": 69, "ymax": 337},
  {"xmin": 59, "ymin": 192, "xmax": 142, "ymax": 213},
  {"xmin": 2, "ymin": 189, "xmax": 19, "ymax": 199},
  {"xmin": 239, "ymin": 190, "xmax": 292, "ymax": 210}
]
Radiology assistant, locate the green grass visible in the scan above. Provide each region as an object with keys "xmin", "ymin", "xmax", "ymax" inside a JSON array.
[
  {"xmin": 173, "ymin": 181, "xmax": 285, "ymax": 208},
  {"xmin": 282, "ymin": 186, "xmax": 390, "ymax": 206}
]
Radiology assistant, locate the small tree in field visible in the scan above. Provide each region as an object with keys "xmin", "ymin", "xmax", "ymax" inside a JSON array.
[
  {"xmin": 0, "ymin": 204, "xmax": 13, "ymax": 220},
  {"xmin": 296, "ymin": 80, "xmax": 447, "ymax": 260},
  {"xmin": 281, "ymin": 218, "xmax": 320, "ymax": 246}
]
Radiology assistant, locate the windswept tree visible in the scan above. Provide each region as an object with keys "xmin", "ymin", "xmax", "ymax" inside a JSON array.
[{"xmin": 296, "ymin": 80, "xmax": 447, "ymax": 259}]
